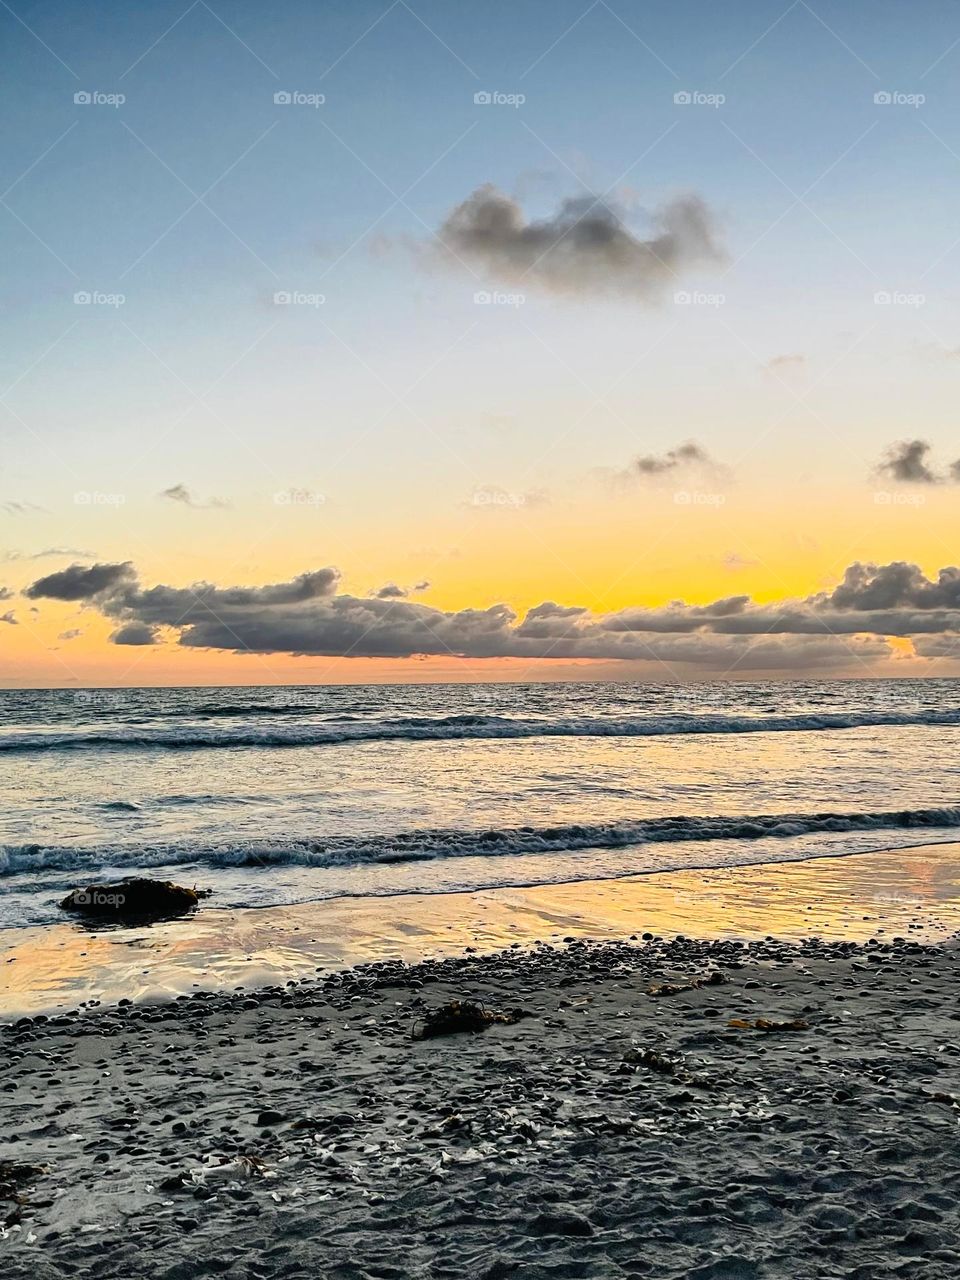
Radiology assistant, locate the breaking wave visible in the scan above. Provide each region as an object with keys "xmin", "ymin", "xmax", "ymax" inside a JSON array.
[
  {"xmin": 2, "ymin": 707, "xmax": 960, "ymax": 753},
  {"xmin": 3, "ymin": 804, "xmax": 959, "ymax": 877}
]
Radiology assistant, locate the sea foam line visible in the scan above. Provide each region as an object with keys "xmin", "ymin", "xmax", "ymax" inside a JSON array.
[{"xmin": 2, "ymin": 804, "xmax": 959, "ymax": 877}]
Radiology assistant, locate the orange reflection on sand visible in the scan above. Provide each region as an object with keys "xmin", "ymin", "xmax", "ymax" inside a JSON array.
[{"xmin": 2, "ymin": 842, "xmax": 959, "ymax": 1016}]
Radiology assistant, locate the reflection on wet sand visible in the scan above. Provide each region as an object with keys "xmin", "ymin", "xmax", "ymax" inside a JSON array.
[{"xmin": 2, "ymin": 840, "xmax": 958, "ymax": 1016}]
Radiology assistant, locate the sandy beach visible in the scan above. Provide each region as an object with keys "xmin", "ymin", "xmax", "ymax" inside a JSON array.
[{"xmin": 3, "ymin": 845, "xmax": 960, "ymax": 1278}]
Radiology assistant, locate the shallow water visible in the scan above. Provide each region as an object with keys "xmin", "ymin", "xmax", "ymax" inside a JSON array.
[{"xmin": 2, "ymin": 678, "xmax": 960, "ymax": 927}]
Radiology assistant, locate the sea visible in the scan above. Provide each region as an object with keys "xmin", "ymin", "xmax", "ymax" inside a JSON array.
[{"xmin": 2, "ymin": 678, "xmax": 959, "ymax": 932}]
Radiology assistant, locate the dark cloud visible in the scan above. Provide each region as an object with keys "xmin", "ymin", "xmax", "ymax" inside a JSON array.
[
  {"xmin": 825, "ymin": 561, "xmax": 960, "ymax": 612},
  {"xmin": 0, "ymin": 611, "xmax": 16, "ymax": 626},
  {"xmin": 24, "ymin": 558, "xmax": 960, "ymax": 670},
  {"xmin": 0, "ymin": 587, "xmax": 11, "ymax": 601},
  {"xmin": 372, "ymin": 582, "xmax": 429, "ymax": 600},
  {"xmin": 876, "ymin": 440, "xmax": 939, "ymax": 484},
  {"xmin": 438, "ymin": 186, "xmax": 722, "ymax": 299},
  {"xmin": 633, "ymin": 442, "xmax": 713, "ymax": 477},
  {"xmin": 111, "ymin": 621, "xmax": 158, "ymax": 646},
  {"xmin": 912, "ymin": 634, "xmax": 960, "ymax": 659},
  {"xmin": 160, "ymin": 484, "xmax": 229, "ymax": 510},
  {"xmin": 25, "ymin": 562, "xmax": 137, "ymax": 602},
  {"xmin": 58, "ymin": 628, "xmax": 82, "ymax": 641}
]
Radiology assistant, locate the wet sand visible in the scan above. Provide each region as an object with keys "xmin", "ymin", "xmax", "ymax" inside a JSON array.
[
  {"xmin": 2, "ymin": 840, "xmax": 959, "ymax": 1016},
  {"xmin": 3, "ymin": 930, "xmax": 960, "ymax": 1278}
]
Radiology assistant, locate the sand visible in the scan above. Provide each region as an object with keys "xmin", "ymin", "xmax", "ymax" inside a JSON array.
[
  {"xmin": 3, "ymin": 929, "xmax": 960, "ymax": 1279},
  {"xmin": 3, "ymin": 839, "xmax": 960, "ymax": 1016}
]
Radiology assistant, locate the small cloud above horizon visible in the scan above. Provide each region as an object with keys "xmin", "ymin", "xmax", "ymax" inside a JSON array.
[{"xmin": 160, "ymin": 484, "xmax": 230, "ymax": 510}]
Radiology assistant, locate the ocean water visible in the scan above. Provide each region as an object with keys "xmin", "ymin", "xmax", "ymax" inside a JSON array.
[{"xmin": 2, "ymin": 679, "xmax": 960, "ymax": 929}]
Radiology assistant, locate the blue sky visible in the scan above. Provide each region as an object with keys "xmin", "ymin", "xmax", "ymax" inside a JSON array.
[{"xmin": 4, "ymin": 1, "xmax": 960, "ymax": 683}]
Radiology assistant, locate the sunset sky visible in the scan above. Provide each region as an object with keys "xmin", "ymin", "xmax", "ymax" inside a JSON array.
[{"xmin": 3, "ymin": 0, "xmax": 960, "ymax": 685}]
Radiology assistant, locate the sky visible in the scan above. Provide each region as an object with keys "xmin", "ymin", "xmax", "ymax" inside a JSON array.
[{"xmin": 3, "ymin": 0, "xmax": 960, "ymax": 686}]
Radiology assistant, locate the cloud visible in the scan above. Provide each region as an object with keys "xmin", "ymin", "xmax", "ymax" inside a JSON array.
[
  {"xmin": 23, "ymin": 556, "xmax": 960, "ymax": 672},
  {"xmin": 437, "ymin": 186, "xmax": 722, "ymax": 299},
  {"xmin": 24, "ymin": 561, "xmax": 137, "ymax": 602},
  {"xmin": 58, "ymin": 628, "xmax": 82, "ymax": 641},
  {"xmin": 764, "ymin": 354, "xmax": 805, "ymax": 373},
  {"xmin": 0, "ymin": 587, "xmax": 12, "ymax": 601},
  {"xmin": 633, "ymin": 442, "xmax": 712, "ymax": 477},
  {"xmin": 1, "ymin": 548, "xmax": 94, "ymax": 563},
  {"xmin": 876, "ymin": 440, "xmax": 940, "ymax": 484},
  {"xmin": 111, "ymin": 621, "xmax": 158, "ymax": 646},
  {"xmin": 823, "ymin": 560, "xmax": 960, "ymax": 612},
  {"xmin": 372, "ymin": 581, "xmax": 431, "ymax": 600},
  {"xmin": 723, "ymin": 552, "xmax": 759, "ymax": 570},
  {"xmin": 160, "ymin": 484, "xmax": 230, "ymax": 510},
  {"xmin": 2, "ymin": 501, "xmax": 45, "ymax": 516},
  {"xmin": 605, "ymin": 442, "xmax": 729, "ymax": 489},
  {"xmin": 0, "ymin": 611, "xmax": 16, "ymax": 626}
]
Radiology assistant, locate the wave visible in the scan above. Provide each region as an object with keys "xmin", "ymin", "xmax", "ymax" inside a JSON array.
[
  {"xmin": 3, "ymin": 804, "xmax": 959, "ymax": 877},
  {"xmin": 1, "ymin": 707, "xmax": 960, "ymax": 753}
]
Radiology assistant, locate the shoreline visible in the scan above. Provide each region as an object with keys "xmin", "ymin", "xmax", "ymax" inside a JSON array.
[
  {"xmin": 3, "ymin": 838, "xmax": 960, "ymax": 1018},
  {"xmin": 3, "ymin": 931, "xmax": 960, "ymax": 1277}
]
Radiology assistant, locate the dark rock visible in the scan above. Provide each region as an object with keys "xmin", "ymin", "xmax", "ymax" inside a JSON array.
[{"xmin": 59, "ymin": 878, "xmax": 206, "ymax": 921}]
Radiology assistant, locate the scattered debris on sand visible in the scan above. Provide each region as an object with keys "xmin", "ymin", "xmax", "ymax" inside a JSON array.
[
  {"xmin": 413, "ymin": 999, "xmax": 528, "ymax": 1039},
  {"xmin": 646, "ymin": 970, "xmax": 727, "ymax": 997}
]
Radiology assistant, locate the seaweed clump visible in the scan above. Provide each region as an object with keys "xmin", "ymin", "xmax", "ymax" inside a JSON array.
[{"xmin": 413, "ymin": 1000, "xmax": 528, "ymax": 1040}]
